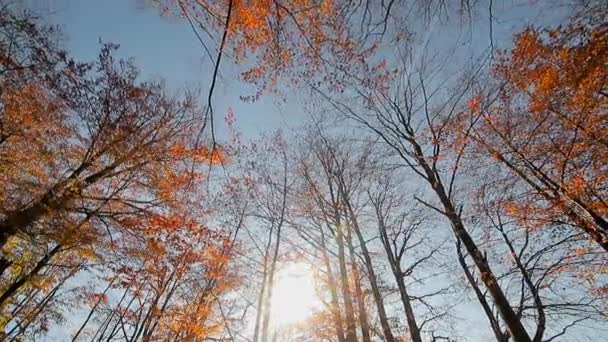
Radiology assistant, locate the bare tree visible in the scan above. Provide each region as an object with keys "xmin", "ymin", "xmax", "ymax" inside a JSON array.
[{"xmin": 314, "ymin": 44, "xmax": 533, "ymax": 339}]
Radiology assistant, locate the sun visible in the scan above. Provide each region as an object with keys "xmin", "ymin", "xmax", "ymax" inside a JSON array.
[{"xmin": 270, "ymin": 263, "xmax": 322, "ymax": 328}]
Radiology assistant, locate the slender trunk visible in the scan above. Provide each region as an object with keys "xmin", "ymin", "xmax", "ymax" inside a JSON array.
[
  {"xmin": 253, "ymin": 228, "xmax": 273, "ymax": 342},
  {"xmin": 8, "ymin": 269, "xmax": 74, "ymax": 339},
  {"xmin": 72, "ymin": 274, "xmax": 119, "ymax": 341},
  {"xmin": 455, "ymin": 239, "xmax": 508, "ymax": 342},
  {"xmin": 10, "ymin": 285, "xmax": 61, "ymax": 338},
  {"xmin": 0, "ymin": 162, "xmax": 118, "ymax": 249},
  {"xmin": 445, "ymin": 200, "xmax": 530, "ymax": 342},
  {"xmin": 344, "ymin": 203, "xmax": 395, "ymax": 342},
  {"xmin": 253, "ymin": 266, "xmax": 268, "ymax": 342},
  {"xmin": 483, "ymin": 119, "xmax": 608, "ymax": 233},
  {"xmin": 414, "ymin": 148, "xmax": 531, "ymax": 342},
  {"xmin": 143, "ymin": 275, "xmax": 179, "ymax": 341},
  {"xmin": 0, "ymin": 256, "xmax": 12, "ymax": 279},
  {"xmin": 394, "ymin": 274, "xmax": 422, "ymax": 342},
  {"xmin": 261, "ymin": 158, "xmax": 289, "ymax": 342},
  {"xmin": 375, "ymin": 206, "xmax": 422, "ymax": 342},
  {"xmin": 8, "ymin": 287, "xmax": 38, "ymax": 323},
  {"xmin": 94, "ymin": 284, "xmax": 131, "ymax": 342},
  {"xmin": 261, "ymin": 212, "xmax": 286, "ymax": 341},
  {"xmin": 101, "ymin": 315, "xmax": 122, "ymax": 342},
  {"xmin": 260, "ymin": 236, "xmax": 280, "ymax": 342},
  {"xmin": 336, "ymin": 221, "xmax": 358, "ymax": 342},
  {"xmin": 0, "ymin": 244, "xmax": 61, "ymax": 308},
  {"xmin": 480, "ymin": 140, "xmax": 608, "ymax": 252},
  {"xmin": 134, "ymin": 270, "xmax": 175, "ymax": 342},
  {"xmin": 320, "ymin": 228, "xmax": 346, "ymax": 342},
  {"xmin": 132, "ymin": 298, "xmax": 157, "ymax": 341},
  {"xmin": 345, "ymin": 227, "xmax": 372, "ymax": 342},
  {"xmin": 561, "ymin": 203, "xmax": 608, "ymax": 252},
  {"xmin": 105, "ymin": 284, "xmax": 141, "ymax": 342},
  {"xmin": 497, "ymin": 229, "xmax": 545, "ymax": 342}
]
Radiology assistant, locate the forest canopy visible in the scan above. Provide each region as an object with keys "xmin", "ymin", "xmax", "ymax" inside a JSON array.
[{"xmin": 0, "ymin": 0, "xmax": 606, "ymax": 341}]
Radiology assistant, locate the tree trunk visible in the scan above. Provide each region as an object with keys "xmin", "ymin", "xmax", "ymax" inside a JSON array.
[
  {"xmin": 447, "ymin": 206, "xmax": 530, "ymax": 342},
  {"xmin": 345, "ymin": 227, "xmax": 372, "ymax": 342},
  {"xmin": 412, "ymin": 145, "xmax": 531, "ymax": 342},
  {"xmin": 345, "ymin": 206, "xmax": 396, "ymax": 342},
  {"xmin": 72, "ymin": 274, "xmax": 119, "ymax": 341},
  {"xmin": 93, "ymin": 283, "xmax": 132, "ymax": 342},
  {"xmin": 394, "ymin": 272, "xmax": 422, "ymax": 342},
  {"xmin": 0, "ymin": 244, "xmax": 61, "ymax": 308},
  {"xmin": 253, "ymin": 226, "xmax": 274, "ymax": 342},
  {"xmin": 0, "ymin": 256, "xmax": 12, "ymax": 279},
  {"xmin": 336, "ymin": 220, "xmax": 358, "ymax": 342},
  {"xmin": 455, "ymin": 239, "xmax": 508, "ymax": 342},
  {"xmin": 320, "ymin": 228, "xmax": 346, "ymax": 342},
  {"xmin": 0, "ymin": 162, "xmax": 118, "ymax": 249},
  {"xmin": 375, "ymin": 204, "xmax": 423, "ymax": 342},
  {"xmin": 0, "ymin": 177, "xmax": 76, "ymax": 248},
  {"xmin": 482, "ymin": 143, "xmax": 608, "ymax": 252},
  {"xmin": 253, "ymin": 267, "xmax": 268, "ymax": 342},
  {"xmin": 497, "ymin": 228, "xmax": 545, "ymax": 342},
  {"xmin": 8, "ymin": 269, "xmax": 73, "ymax": 338},
  {"xmin": 261, "ymin": 226, "xmax": 281, "ymax": 342},
  {"xmin": 143, "ymin": 275, "xmax": 179, "ymax": 341}
]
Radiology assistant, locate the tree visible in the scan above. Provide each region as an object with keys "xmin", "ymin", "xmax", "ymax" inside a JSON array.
[
  {"xmin": 239, "ymin": 132, "xmax": 292, "ymax": 342},
  {"xmin": 467, "ymin": 181, "xmax": 607, "ymax": 341},
  {"xmin": 296, "ymin": 131, "xmax": 360, "ymax": 342},
  {"xmin": 458, "ymin": 12, "xmax": 608, "ymax": 252},
  {"xmin": 0, "ymin": 6, "xmax": 229, "ymax": 338},
  {"xmin": 75, "ymin": 212, "xmax": 236, "ymax": 341},
  {"xmin": 315, "ymin": 43, "xmax": 534, "ymax": 339},
  {"xmin": 368, "ymin": 177, "xmax": 452, "ymax": 342}
]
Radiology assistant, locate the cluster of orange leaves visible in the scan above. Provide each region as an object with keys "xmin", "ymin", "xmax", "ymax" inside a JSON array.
[
  {"xmin": 0, "ymin": 84, "xmax": 69, "ymax": 210},
  {"xmin": 451, "ymin": 21, "xmax": 608, "ymax": 237},
  {"xmin": 152, "ymin": 0, "xmax": 393, "ymax": 99}
]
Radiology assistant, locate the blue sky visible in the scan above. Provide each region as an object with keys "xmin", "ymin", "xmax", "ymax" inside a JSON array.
[
  {"xmin": 32, "ymin": 0, "xmax": 296, "ymax": 142},
  {"xmin": 29, "ymin": 0, "xmax": 573, "ymax": 144}
]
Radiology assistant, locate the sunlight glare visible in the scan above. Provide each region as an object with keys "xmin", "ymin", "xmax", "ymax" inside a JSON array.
[{"xmin": 270, "ymin": 263, "xmax": 321, "ymax": 328}]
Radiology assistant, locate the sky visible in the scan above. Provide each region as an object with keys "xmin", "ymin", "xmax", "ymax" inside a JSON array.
[
  {"xmin": 25, "ymin": 0, "xmax": 574, "ymax": 143},
  {"xmin": 27, "ymin": 0, "xmax": 573, "ymax": 142},
  {"xmin": 28, "ymin": 0, "xmax": 297, "ymax": 141}
]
